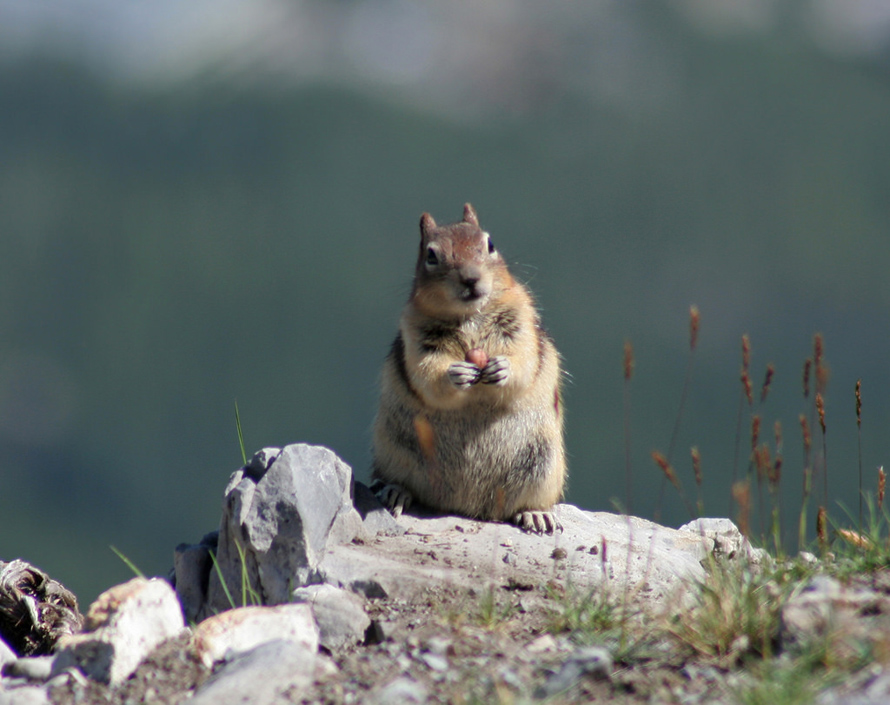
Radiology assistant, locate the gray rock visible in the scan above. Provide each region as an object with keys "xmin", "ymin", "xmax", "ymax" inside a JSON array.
[
  {"xmin": 204, "ymin": 444, "xmax": 363, "ymax": 616},
  {"xmin": 291, "ymin": 584, "xmax": 370, "ymax": 652},
  {"xmin": 353, "ymin": 481, "xmax": 405, "ymax": 537},
  {"xmin": 537, "ymin": 646, "xmax": 612, "ymax": 698},
  {"xmin": 370, "ymin": 677, "xmax": 429, "ymax": 705},
  {"xmin": 51, "ymin": 577, "xmax": 185, "ymax": 686},
  {"xmin": 781, "ymin": 575, "xmax": 890, "ymax": 654},
  {"xmin": 817, "ymin": 668, "xmax": 890, "ymax": 705},
  {"xmin": 191, "ymin": 604, "xmax": 318, "ymax": 669},
  {"xmin": 186, "ymin": 640, "xmax": 316, "ymax": 705}
]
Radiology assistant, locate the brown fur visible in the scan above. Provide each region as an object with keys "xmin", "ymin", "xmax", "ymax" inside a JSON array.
[{"xmin": 372, "ymin": 204, "xmax": 566, "ymax": 532}]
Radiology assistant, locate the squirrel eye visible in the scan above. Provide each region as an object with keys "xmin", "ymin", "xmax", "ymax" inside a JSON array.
[
  {"xmin": 426, "ymin": 247, "xmax": 439, "ymax": 267},
  {"xmin": 487, "ymin": 236, "xmax": 496, "ymax": 254}
]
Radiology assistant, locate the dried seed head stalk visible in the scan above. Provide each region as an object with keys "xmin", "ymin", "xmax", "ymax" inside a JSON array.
[
  {"xmin": 800, "ymin": 414, "xmax": 811, "ymax": 454},
  {"xmin": 651, "ymin": 451, "xmax": 680, "ymax": 489},
  {"xmin": 751, "ymin": 415, "xmax": 761, "ymax": 453},
  {"xmin": 689, "ymin": 305, "xmax": 700, "ymax": 351},
  {"xmin": 624, "ymin": 340, "xmax": 634, "ymax": 381},
  {"xmin": 816, "ymin": 393, "xmax": 826, "ymax": 435},
  {"xmin": 813, "ymin": 333, "xmax": 823, "ymax": 371},
  {"xmin": 771, "ymin": 454, "xmax": 783, "ymax": 487},
  {"xmin": 691, "ymin": 446, "xmax": 702, "ymax": 487},
  {"xmin": 814, "ymin": 334, "xmax": 830, "ymax": 394},
  {"xmin": 856, "ymin": 379, "xmax": 862, "ymax": 429},
  {"xmin": 803, "ymin": 358, "xmax": 812, "ymax": 399},
  {"xmin": 756, "ymin": 444, "xmax": 772, "ymax": 481},
  {"xmin": 879, "ymin": 467, "xmax": 886, "ymax": 509},
  {"xmin": 816, "ymin": 506, "xmax": 828, "ymax": 551},
  {"xmin": 732, "ymin": 480, "xmax": 751, "ymax": 537},
  {"xmin": 761, "ymin": 364, "xmax": 775, "ymax": 403},
  {"xmin": 774, "ymin": 421, "xmax": 783, "ymax": 454},
  {"xmin": 740, "ymin": 334, "xmax": 753, "ymax": 407},
  {"xmin": 837, "ymin": 529, "xmax": 872, "ymax": 550}
]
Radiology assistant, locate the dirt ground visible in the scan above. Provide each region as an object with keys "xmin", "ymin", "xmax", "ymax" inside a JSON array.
[{"xmin": 44, "ymin": 582, "xmax": 735, "ymax": 705}]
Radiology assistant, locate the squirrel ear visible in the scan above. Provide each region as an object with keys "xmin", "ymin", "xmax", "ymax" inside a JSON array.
[
  {"xmin": 462, "ymin": 203, "xmax": 479, "ymax": 227},
  {"xmin": 420, "ymin": 212, "xmax": 437, "ymax": 237}
]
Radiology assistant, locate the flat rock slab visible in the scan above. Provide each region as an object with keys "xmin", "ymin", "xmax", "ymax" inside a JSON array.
[{"xmin": 321, "ymin": 504, "xmax": 711, "ymax": 604}]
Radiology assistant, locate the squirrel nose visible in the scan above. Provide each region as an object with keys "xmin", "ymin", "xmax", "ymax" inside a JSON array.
[{"xmin": 460, "ymin": 266, "xmax": 482, "ymax": 289}]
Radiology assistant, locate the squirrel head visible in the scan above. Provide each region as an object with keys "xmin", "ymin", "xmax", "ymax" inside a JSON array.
[{"xmin": 412, "ymin": 203, "xmax": 508, "ymax": 319}]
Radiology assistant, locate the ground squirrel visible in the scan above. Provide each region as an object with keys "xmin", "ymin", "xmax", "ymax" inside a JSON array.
[{"xmin": 371, "ymin": 203, "xmax": 566, "ymax": 533}]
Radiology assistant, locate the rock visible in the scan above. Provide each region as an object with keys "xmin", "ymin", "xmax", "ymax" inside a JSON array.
[
  {"xmin": 1, "ymin": 657, "xmax": 53, "ymax": 682},
  {"xmin": 537, "ymin": 646, "xmax": 613, "ymax": 698},
  {"xmin": 353, "ymin": 481, "xmax": 405, "ymax": 537},
  {"xmin": 186, "ymin": 640, "xmax": 316, "ymax": 705},
  {"xmin": 678, "ymin": 518, "xmax": 770, "ymax": 564},
  {"xmin": 320, "ymin": 506, "xmax": 710, "ymax": 604},
  {"xmin": 291, "ymin": 584, "xmax": 370, "ymax": 652},
  {"xmin": 204, "ymin": 444, "xmax": 363, "ymax": 617},
  {"xmin": 191, "ymin": 604, "xmax": 318, "ymax": 669},
  {"xmin": 0, "ymin": 638, "xmax": 15, "ymax": 669},
  {"xmin": 781, "ymin": 575, "xmax": 890, "ymax": 658},
  {"xmin": 51, "ymin": 577, "xmax": 185, "ymax": 686},
  {"xmin": 817, "ymin": 667, "xmax": 890, "ymax": 705},
  {"xmin": 173, "ymin": 532, "xmax": 218, "ymax": 624},
  {"xmin": 0, "ymin": 685, "xmax": 51, "ymax": 705},
  {"xmin": 0, "ymin": 560, "xmax": 83, "ymax": 657},
  {"xmin": 370, "ymin": 676, "xmax": 428, "ymax": 705}
]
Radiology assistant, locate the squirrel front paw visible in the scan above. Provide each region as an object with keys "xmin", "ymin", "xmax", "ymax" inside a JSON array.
[
  {"xmin": 376, "ymin": 482, "xmax": 413, "ymax": 518},
  {"xmin": 480, "ymin": 356, "xmax": 510, "ymax": 386},
  {"xmin": 447, "ymin": 361, "xmax": 481, "ymax": 389},
  {"xmin": 512, "ymin": 510, "xmax": 562, "ymax": 534}
]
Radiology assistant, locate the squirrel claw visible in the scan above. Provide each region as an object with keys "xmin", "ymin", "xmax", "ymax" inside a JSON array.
[
  {"xmin": 448, "ymin": 361, "xmax": 481, "ymax": 389},
  {"xmin": 513, "ymin": 510, "xmax": 562, "ymax": 534},
  {"xmin": 480, "ymin": 356, "xmax": 510, "ymax": 386},
  {"xmin": 376, "ymin": 483, "xmax": 413, "ymax": 518}
]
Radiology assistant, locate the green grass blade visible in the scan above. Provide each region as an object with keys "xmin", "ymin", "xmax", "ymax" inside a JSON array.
[{"xmin": 110, "ymin": 545, "xmax": 145, "ymax": 578}]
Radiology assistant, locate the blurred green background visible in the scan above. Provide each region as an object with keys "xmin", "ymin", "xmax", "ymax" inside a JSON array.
[{"xmin": 2, "ymin": 1, "xmax": 890, "ymax": 604}]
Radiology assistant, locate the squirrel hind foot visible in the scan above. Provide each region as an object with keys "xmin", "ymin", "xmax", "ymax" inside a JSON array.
[
  {"xmin": 376, "ymin": 482, "xmax": 414, "ymax": 518},
  {"xmin": 512, "ymin": 510, "xmax": 562, "ymax": 535}
]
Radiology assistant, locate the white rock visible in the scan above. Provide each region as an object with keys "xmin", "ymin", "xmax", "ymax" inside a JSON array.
[
  {"xmin": 320, "ymin": 506, "xmax": 710, "ymax": 606},
  {"xmin": 678, "ymin": 517, "xmax": 770, "ymax": 564},
  {"xmin": 51, "ymin": 577, "xmax": 184, "ymax": 686},
  {"xmin": 191, "ymin": 604, "xmax": 318, "ymax": 669},
  {"xmin": 0, "ymin": 638, "xmax": 16, "ymax": 668},
  {"xmin": 0, "ymin": 685, "xmax": 51, "ymax": 705}
]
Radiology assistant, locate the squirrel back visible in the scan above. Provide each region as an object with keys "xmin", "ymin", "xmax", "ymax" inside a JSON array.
[{"xmin": 372, "ymin": 204, "xmax": 566, "ymax": 533}]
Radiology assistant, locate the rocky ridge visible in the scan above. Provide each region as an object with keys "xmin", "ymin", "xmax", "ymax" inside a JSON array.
[{"xmin": 1, "ymin": 443, "xmax": 888, "ymax": 704}]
